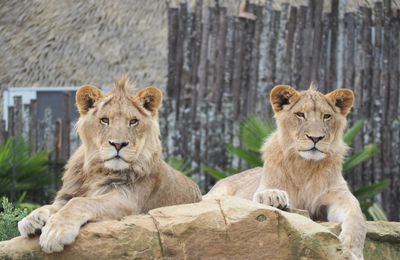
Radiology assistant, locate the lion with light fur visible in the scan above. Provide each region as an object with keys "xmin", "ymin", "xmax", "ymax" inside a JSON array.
[
  {"xmin": 18, "ymin": 76, "xmax": 202, "ymax": 253},
  {"xmin": 205, "ymin": 84, "xmax": 366, "ymax": 259}
]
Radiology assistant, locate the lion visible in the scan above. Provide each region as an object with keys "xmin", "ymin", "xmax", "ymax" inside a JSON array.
[
  {"xmin": 18, "ymin": 76, "xmax": 202, "ymax": 253},
  {"xmin": 204, "ymin": 84, "xmax": 366, "ymax": 259}
]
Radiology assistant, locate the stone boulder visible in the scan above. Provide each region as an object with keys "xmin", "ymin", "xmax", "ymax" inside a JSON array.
[{"xmin": 0, "ymin": 197, "xmax": 399, "ymax": 259}]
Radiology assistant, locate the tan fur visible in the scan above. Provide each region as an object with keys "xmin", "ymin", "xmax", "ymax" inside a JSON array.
[
  {"xmin": 18, "ymin": 76, "xmax": 202, "ymax": 253},
  {"xmin": 205, "ymin": 85, "xmax": 366, "ymax": 260}
]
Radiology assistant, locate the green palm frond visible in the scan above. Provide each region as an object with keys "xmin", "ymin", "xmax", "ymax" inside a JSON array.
[
  {"xmin": 0, "ymin": 137, "xmax": 50, "ymax": 200},
  {"xmin": 343, "ymin": 144, "xmax": 379, "ymax": 173},
  {"xmin": 344, "ymin": 120, "xmax": 364, "ymax": 145},
  {"xmin": 367, "ymin": 203, "xmax": 388, "ymax": 221},
  {"xmin": 226, "ymin": 144, "xmax": 263, "ymax": 167},
  {"xmin": 353, "ymin": 180, "xmax": 389, "ymax": 205},
  {"xmin": 240, "ymin": 117, "xmax": 275, "ymax": 152},
  {"xmin": 166, "ymin": 157, "xmax": 194, "ymax": 175},
  {"xmin": 201, "ymin": 165, "xmax": 228, "ymax": 180}
]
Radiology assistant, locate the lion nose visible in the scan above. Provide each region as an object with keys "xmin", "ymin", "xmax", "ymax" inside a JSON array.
[
  {"xmin": 109, "ymin": 141, "xmax": 129, "ymax": 151},
  {"xmin": 306, "ymin": 135, "xmax": 324, "ymax": 144}
]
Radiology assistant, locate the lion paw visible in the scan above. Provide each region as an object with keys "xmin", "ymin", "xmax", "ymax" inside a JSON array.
[
  {"xmin": 18, "ymin": 207, "xmax": 52, "ymax": 237},
  {"xmin": 39, "ymin": 215, "xmax": 80, "ymax": 253},
  {"xmin": 253, "ymin": 189, "xmax": 290, "ymax": 210}
]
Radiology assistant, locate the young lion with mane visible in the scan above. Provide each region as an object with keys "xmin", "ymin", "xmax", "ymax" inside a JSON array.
[
  {"xmin": 205, "ymin": 84, "xmax": 366, "ymax": 259},
  {"xmin": 18, "ymin": 76, "xmax": 202, "ymax": 253}
]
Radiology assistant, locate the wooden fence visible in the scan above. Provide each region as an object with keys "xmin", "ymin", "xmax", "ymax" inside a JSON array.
[
  {"xmin": 0, "ymin": 93, "xmax": 79, "ymax": 201},
  {"xmin": 163, "ymin": 0, "xmax": 400, "ymax": 220}
]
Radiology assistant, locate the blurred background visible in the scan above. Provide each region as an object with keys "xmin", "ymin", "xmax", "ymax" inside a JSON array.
[{"xmin": 0, "ymin": 0, "xmax": 399, "ymax": 239}]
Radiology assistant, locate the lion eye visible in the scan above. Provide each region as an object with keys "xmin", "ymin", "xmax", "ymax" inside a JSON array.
[
  {"xmin": 323, "ymin": 114, "xmax": 332, "ymax": 120},
  {"xmin": 100, "ymin": 117, "xmax": 109, "ymax": 125},
  {"xmin": 130, "ymin": 119, "xmax": 139, "ymax": 127},
  {"xmin": 295, "ymin": 112, "xmax": 305, "ymax": 118}
]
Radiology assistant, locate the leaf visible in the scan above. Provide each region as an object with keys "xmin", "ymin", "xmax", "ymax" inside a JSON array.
[
  {"xmin": 202, "ymin": 165, "xmax": 228, "ymax": 180},
  {"xmin": 166, "ymin": 157, "xmax": 193, "ymax": 175},
  {"xmin": 344, "ymin": 120, "xmax": 364, "ymax": 145},
  {"xmin": 343, "ymin": 144, "xmax": 379, "ymax": 173},
  {"xmin": 367, "ymin": 203, "xmax": 388, "ymax": 221},
  {"xmin": 226, "ymin": 144, "xmax": 263, "ymax": 167},
  {"xmin": 240, "ymin": 117, "xmax": 275, "ymax": 152},
  {"xmin": 0, "ymin": 137, "xmax": 50, "ymax": 201},
  {"xmin": 353, "ymin": 180, "xmax": 390, "ymax": 207}
]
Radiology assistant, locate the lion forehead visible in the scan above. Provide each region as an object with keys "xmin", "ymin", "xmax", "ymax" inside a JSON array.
[
  {"xmin": 291, "ymin": 92, "xmax": 336, "ymax": 114},
  {"xmin": 93, "ymin": 96, "xmax": 148, "ymax": 119}
]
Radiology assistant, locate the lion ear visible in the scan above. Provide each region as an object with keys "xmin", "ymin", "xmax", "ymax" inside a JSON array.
[
  {"xmin": 270, "ymin": 85, "xmax": 300, "ymax": 113},
  {"xmin": 325, "ymin": 89, "xmax": 354, "ymax": 116},
  {"xmin": 136, "ymin": 87, "xmax": 163, "ymax": 115},
  {"xmin": 76, "ymin": 85, "xmax": 105, "ymax": 115}
]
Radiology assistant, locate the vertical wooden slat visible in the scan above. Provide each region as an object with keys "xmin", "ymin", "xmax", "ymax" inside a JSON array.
[
  {"xmin": 380, "ymin": 0, "xmax": 392, "ymax": 218},
  {"xmin": 284, "ymin": 6, "xmax": 297, "ymax": 85},
  {"xmin": 232, "ymin": 18, "xmax": 245, "ymax": 118},
  {"xmin": 248, "ymin": 4, "xmax": 263, "ymax": 115},
  {"xmin": 387, "ymin": 5, "xmax": 400, "ymax": 220},
  {"xmin": 371, "ymin": 2, "xmax": 383, "ymax": 186},
  {"xmin": 275, "ymin": 4, "xmax": 289, "ymax": 85},
  {"xmin": 361, "ymin": 7, "xmax": 373, "ymax": 184},
  {"xmin": 241, "ymin": 10, "xmax": 256, "ymax": 116},
  {"xmin": 300, "ymin": 3, "xmax": 314, "ymax": 88},
  {"xmin": 0, "ymin": 120, "xmax": 6, "ymax": 145},
  {"xmin": 213, "ymin": 7, "xmax": 227, "ymax": 110},
  {"xmin": 8, "ymin": 106, "xmax": 14, "ymax": 137},
  {"xmin": 319, "ymin": 6, "xmax": 330, "ymax": 93},
  {"xmin": 310, "ymin": 0, "xmax": 324, "ymax": 84},
  {"xmin": 61, "ymin": 92, "xmax": 71, "ymax": 161},
  {"xmin": 167, "ymin": 7, "xmax": 179, "ymax": 98},
  {"xmin": 329, "ymin": 0, "xmax": 339, "ymax": 89},
  {"xmin": 293, "ymin": 5, "xmax": 307, "ymax": 88},
  {"xmin": 13, "ymin": 96, "xmax": 23, "ymax": 137},
  {"xmin": 29, "ymin": 100, "xmax": 38, "ymax": 152}
]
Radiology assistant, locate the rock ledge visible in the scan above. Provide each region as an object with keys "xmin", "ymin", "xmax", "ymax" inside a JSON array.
[{"xmin": 0, "ymin": 197, "xmax": 399, "ymax": 259}]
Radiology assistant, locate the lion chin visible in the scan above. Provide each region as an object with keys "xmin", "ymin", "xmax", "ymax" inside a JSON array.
[
  {"xmin": 104, "ymin": 158, "xmax": 130, "ymax": 170},
  {"xmin": 298, "ymin": 150, "xmax": 326, "ymax": 161}
]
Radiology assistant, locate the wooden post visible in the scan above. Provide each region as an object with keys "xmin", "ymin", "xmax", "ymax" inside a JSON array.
[
  {"xmin": 29, "ymin": 100, "xmax": 38, "ymax": 152},
  {"xmin": 61, "ymin": 92, "xmax": 71, "ymax": 161},
  {"xmin": 13, "ymin": 96, "xmax": 23, "ymax": 137},
  {"xmin": 0, "ymin": 120, "xmax": 6, "ymax": 146},
  {"xmin": 8, "ymin": 106, "xmax": 14, "ymax": 137}
]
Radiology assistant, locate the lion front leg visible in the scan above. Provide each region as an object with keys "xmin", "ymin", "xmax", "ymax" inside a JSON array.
[
  {"xmin": 18, "ymin": 203, "xmax": 63, "ymax": 237},
  {"xmin": 323, "ymin": 192, "xmax": 366, "ymax": 260},
  {"xmin": 39, "ymin": 190, "xmax": 134, "ymax": 253}
]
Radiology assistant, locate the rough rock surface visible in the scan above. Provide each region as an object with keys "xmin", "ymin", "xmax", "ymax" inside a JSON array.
[{"xmin": 0, "ymin": 197, "xmax": 399, "ymax": 259}]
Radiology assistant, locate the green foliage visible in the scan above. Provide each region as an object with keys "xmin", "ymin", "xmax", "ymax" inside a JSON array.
[
  {"xmin": 0, "ymin": 197, "xmax": 29, "ymax": 241},
  {"xmin": 166, "ymin": 157, "xmax": 202, "ymax": 186},
  {"xmin": 166, "ymin": 157, "xmax": 194, "ymax": 176},
  {"xmin": 204, "ymin": 117, "xmax": 389, "ymax": 221},
  {"xmin": 343, "ymin": 144, "xmax": 379, "ymax": 173},
  {"xmin": 0, "ymin": 137, "xmax": 50, "ymax": 202},
  {"xmin": 239, "ymin": 117, "xmax": 275, "ymax": 152},
  {"xmin": 343, "ymin": 120, "xmax": 364, "ymax": 145},
  {"xmin": 353, "ymin": 179, "xmax": 390, "ymax": 220},
  {"xmin": 227, "ymin": 144, "xmax": 263, "ymax": 167}
]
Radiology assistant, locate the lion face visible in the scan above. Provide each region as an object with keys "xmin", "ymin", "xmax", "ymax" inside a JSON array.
[
  {"xmin": 75, "ymin": 77, "xmax": 162, "ymax": 171},
  {"xmin": 270, "ymin": 84, "xmax": 354, "ymax": 161}
]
